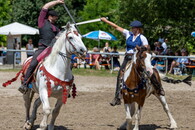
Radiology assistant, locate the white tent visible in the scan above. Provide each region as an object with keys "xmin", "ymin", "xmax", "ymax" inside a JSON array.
[
  {"xmin": 0, "ymin": 22, "xmax": 39, "ymax": 64},
  {"xmin": 0, "ymin": 22, "xmax": 39, "ymax": 35}
]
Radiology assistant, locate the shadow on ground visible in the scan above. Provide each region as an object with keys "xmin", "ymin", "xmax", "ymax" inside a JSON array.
[
  {"xmin": 32, "ymin": 125, "xmax": 72, "ymax": 130},
  {"xmin": 118, "ymin": 124, "xmax": 170, "ymax": 130}
]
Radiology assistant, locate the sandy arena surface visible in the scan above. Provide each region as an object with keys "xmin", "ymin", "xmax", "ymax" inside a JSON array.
[{"xmin": 0, "ymin": 71, "xmax": 195, "ymax": 130}]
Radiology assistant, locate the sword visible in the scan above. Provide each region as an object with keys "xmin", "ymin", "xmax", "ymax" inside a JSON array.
[{"xmin": 62, "ymin": 3, "xmax": 80, "ymax": 33}]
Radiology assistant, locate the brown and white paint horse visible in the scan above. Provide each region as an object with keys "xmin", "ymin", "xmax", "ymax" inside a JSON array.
[{"xmin": 119, "ymin": 46, "xmax": 177, "ymax": 130}]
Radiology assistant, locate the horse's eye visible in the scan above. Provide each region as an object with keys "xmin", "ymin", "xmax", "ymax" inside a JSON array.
[{"xmin": 69, "ymin": 37, "xmax": 73, "ymax": 40}]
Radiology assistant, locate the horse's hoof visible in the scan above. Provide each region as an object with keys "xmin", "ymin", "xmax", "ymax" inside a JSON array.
[
  {"xmin": 170, "ymin": 125, "xmax": 177, "ymax": 129},
  {"xmin": 119, "ymin": 121, "xmax": 127, "ymax": 130},
  {"xmin": 170, "ymin": 121, "xmax": 177, "ymax": 129},
  {"xmin": 23, "ymin": 120, "xmax": 32, "ymax": 130},
  {"xmin": 36, "ymin": 128, "xmax": 43, "ymax": 130}
]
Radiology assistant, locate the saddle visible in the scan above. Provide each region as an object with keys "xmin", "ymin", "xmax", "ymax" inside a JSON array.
[{"xmin": 20, "ymin": 57, "xmax": 42, "ymax": 84}]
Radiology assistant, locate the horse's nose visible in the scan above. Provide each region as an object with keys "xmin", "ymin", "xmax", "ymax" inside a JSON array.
[
  {"xmin": 80, "ymin": 48, "xmax": 84, "ymax": 53},
  {"xmin": 79, "ymin": 48, "xmax": 87, "ymax": 56}
]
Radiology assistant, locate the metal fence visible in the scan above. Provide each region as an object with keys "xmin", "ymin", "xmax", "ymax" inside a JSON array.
[
  {"xmin": 87, "ymin": 52, "xmax": 195, "ymax": 73},
  {"xmin": 0, "ymin": 49, "xmax": 195, "ymax": 73}
]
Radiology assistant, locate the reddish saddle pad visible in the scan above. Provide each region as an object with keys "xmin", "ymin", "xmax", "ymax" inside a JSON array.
[{"xmin": 37, "ymin": 47, "xmax": 52, "ymax": 62}]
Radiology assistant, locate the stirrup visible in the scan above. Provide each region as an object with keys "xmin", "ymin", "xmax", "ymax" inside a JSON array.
[
  {"xmin": 18, "ymin": 85, "xmax": 28, "ymax": 94},
  {"xmin": 110, "ymin": 98, "xmax": 121, "ymax": 106}
]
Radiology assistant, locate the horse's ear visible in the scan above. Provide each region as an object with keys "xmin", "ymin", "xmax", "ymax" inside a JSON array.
[{"xmin": 66, "ymin": 22, "xmax": 71, "ymax": 30}]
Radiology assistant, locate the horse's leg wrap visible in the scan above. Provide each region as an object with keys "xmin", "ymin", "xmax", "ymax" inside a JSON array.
[{"xmin": 150, "ymin": 73, "xmax": 165, "ymax": 96}]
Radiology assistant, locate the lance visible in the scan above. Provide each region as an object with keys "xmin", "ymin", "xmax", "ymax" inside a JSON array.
[{"xmin": 62, "ymin": 17, "xmax": 108, "ymax": 28}]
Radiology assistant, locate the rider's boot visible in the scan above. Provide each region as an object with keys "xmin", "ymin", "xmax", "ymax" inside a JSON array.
[
  {"xmin": 150, "ymin": 73, "xmax": 165, "ymax": 96},
  {"xmin": 110, "ymin": 70, "xmax": 124, "ymax": 106},
  {"xmin": 18, "ymin": 83, "xmax": 28, "ymax": 94},
  {"xmin": 110, "ymin": 54, "xmax": 132, "ymax": 106}
]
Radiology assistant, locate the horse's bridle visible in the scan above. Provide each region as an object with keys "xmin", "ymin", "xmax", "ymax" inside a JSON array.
[
  {"xmin": 58, "ymin": 30, "xmax": 80, "ymax": 62},
  {"xmin": 133, "ymin": 50, "xmax": 151, "ymax": 80},
  {"xmin": 65, "ymin": 30, "xmax": 79, "ymax": 51}
]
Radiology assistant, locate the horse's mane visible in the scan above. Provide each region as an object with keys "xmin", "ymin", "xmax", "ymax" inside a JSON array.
[{"xmin": 44, "ymin": 29, "xmax": 67, "ymax": 65}]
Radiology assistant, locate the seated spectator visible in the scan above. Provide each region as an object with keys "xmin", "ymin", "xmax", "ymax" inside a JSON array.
[
  {"xmin": 90, "ymin": 47, "xmax": 101, "ymax": 70},
  {"xmin": 166, "ymin": 49, "xmax": 175, "ymax": 70},
  {"xmin": 168, "ymin": 49, "xmax": 190, "ymax": 74},
  {"xmin": 84, "ymin": 53, "xmax": 90, "ymax": 69},
  {"xmin": 151, "ymin": 51, "xmax": 159, "ymax": 66},
  {"xmin": 0, "ymin": 44, "xmax": 7, "ymax": 56},
  {"xmin": 154, "ymin": 57, "xmax": 165, "ymax": 72},
  {"xmin": 173, "ymin": 50, "xmax": 181, "ymax": 61},
  {"xmin": 111, "ymin": 46, "xmax": 120, "ymax": 71},
  {"xmin": 161, "ymin": 38, "xmax": 168, "ymax": 55},
  {"xmin": 154, "ymin": 42, "xmax": 164, "ymax": 55},
  {"xmin": 71, "ymin": 54, "xmax": 78, "ymax": 69}
]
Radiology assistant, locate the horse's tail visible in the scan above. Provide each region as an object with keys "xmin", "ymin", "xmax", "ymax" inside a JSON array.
[
  {"xmin": 2, "ymin": 69, "xmax": 23, "ymax": 87},
  {"xmin": 162, "ymin": 75, "xmax": 192, "ymax": 86}
]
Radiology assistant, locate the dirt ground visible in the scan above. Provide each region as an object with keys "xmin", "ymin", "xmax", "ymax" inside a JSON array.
[{"xmin": 0, "ymin": 71, "xmax": 195, "ymax": 130}]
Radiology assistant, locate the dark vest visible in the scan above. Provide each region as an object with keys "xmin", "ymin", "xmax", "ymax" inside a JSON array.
[
  {"xmin": 126, "ymin": 33, "xmax": 143, "ymax": 51},
  {"xmin": 38, "ymin": 20, "xmax": 59, "ymax": 47}
]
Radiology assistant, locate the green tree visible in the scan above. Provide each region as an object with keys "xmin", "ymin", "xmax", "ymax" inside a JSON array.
[
  {"xmin": 117, "ymin": 0, "xmax": 195, "ymax": 53},
  {"xmin": 11, "ymin": 0, "xmax": 82, "ymax": 46},
  {"xmin": 0, "ymin": 0, "xmax": 11, "ymax": 46},
  {"xmin": 78, "ymin": 0, "xmax": 119, "ymax": 49}
]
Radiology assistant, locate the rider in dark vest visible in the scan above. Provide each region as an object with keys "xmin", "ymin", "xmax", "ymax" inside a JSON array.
[
  {"xmin": 39, "ymin": 19, "xmax": 59, "ymax": 47},
  {"xmin": 18, "ymin": 0, "xmax": 64, "ymax": 94},
  {"xmin": 101, "ymin": 18, "xmax": 165, "ymax": 106}
]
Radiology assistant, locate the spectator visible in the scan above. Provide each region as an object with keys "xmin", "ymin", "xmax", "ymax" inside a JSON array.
[
  {"xmin": 14, "ymin": 41, "xmax": 21, "ymax": 50},
  {"xmin": 168, "ymin": 49, "xmax": 190, "ymax": 74},
  {"xmin": 71, "ymin": 54, "xmax": 78, "ymax": 69},
  {"xmin": 26, "ymin": 38, "xmax": 34, "ymax": 57},
  {"xmin": 84, "ymin": 52, "xmax": 90, "ymax": 69},
  {"xmin": 154, "ymin": 57, "xmax": 165, "ymax": 72},
  {"xmin": 0, "ymin": 44, "xmax": 6, "ymax": 56},
  {"xmin": 102, "ymin": 42, "xmax": 111, "ymax": 69},
  {"xmin": 153, "ymin": 42, "xmax": 158, "ymax": 51},
  {"xmin": 173, "ymin": 50, "xmax": 181, "ymax": 61},
  {"xmin": 151, "ymin": 51, "xmax": 159, "ymax": 66},
  {"xmin": 166, "ymin": 49, "xmax": 175, "ymax": 70},
  {"xmin": 161, "ymin": 38, "xmax": 168, "ymax": 54},
  {"xmin": 102, "ymin": 42, "xmax": 111, "ymax": 56},
  {"xmin": 111, "ymin": 46, "xmax": 120, "ymax": 71},
  {"xmin": 154, "ymin": 42, "xmax": 164, "ymax": 54},
  {"xmin": 90, "ymin": 47, "xmax": 101, "ymax": 70},
  {"xmin": 14, "ymin": 41, "xmax": 21, "ymax": 64}
]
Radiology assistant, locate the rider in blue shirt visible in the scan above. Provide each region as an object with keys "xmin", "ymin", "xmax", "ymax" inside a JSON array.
[{"xmin": 101, "ymin": 17, "xmax": 165, "ymax": 106}]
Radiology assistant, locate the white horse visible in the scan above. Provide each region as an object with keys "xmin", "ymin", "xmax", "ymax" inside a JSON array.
[
  {"xmin": 21, "ymin": 23, "xmax": 87, "ymax": 130},
  {"xmin": 119, "ymin": 46, "xmax": 177, "ymax": 130}
]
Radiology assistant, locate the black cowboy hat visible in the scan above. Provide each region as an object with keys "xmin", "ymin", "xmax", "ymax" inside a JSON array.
[
  {"xmin": 130, "ymin": 20, "xmax": 143, "ymax": 28},
  {"xmin": 48, "ymin": 10, "xmax": 59, "ymax": 17}
]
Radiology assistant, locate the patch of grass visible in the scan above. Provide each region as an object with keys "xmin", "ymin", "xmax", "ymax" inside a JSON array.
[
  {"xmin": 0, "ymin": 69, "xmax": 21, "ymax": 72},
  {"xmin": 72, "ymin": 68, "xmax": 118, "ymax": 77},
  {"xmin": 0, "ymin": 68, "xmax": 118, "ymax": 77}
]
